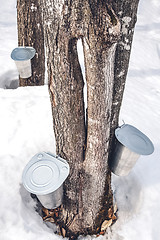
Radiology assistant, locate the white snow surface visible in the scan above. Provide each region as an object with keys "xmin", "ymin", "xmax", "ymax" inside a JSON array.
[{"xmin": 0, "ymin": 0, "xmax": 160, "ymax": 240}]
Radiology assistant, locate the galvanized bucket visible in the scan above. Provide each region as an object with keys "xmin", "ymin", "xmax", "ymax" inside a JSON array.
[
  {"xmin": 11, "ymin": 47, "xmax": 36, "ymax": 78},
  {"xmin": 37, "ymin": 185, "xmax": 63, "ymax": 209},
  {"xmin": 109, "ymin": 124, "xmax": 154, "ymax": 176},
  {"xmin": 22, "ymin": 152, "xmax": 70, "ymax": 209}
]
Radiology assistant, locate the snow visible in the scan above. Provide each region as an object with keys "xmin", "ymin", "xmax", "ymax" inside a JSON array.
[
  {"xmin": 31, "ymin": 4, "xmax": 37, "ymax": 12},
  {"xmin": 0, "ymin": 0, "xmax": 18, "ymax": 88},
  {"xmin": 0, "ymin": 0, "xmax": 160, "ymax": 240},
  {"xmin": 121, "ymin": 16, "xmax": 132, "ymax": 35}
]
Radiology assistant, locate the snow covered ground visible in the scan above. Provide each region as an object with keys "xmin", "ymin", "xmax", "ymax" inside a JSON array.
[{"xmin": 0, "ymin": 0, "xmax": 160, "ymax": 240}]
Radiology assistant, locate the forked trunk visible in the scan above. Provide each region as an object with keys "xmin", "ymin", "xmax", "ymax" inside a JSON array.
[{"xmin": 39, "ymin": 0, "xmax": 139, "ymax": 237}]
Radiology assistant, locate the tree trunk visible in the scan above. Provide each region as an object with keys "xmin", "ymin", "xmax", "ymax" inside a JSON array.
[
  {"xmin": 109, "ymin": 0, "xmax": 140, "ymax": 157},
  {"xmin": 17, "ymin": 0, "xmax": 45, "ymax": 86},
  {"xmin": 40, "ymin": 0, "xmax": 140, "ymax": 238}
]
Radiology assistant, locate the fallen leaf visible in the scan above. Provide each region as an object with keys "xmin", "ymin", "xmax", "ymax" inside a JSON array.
[
  {"xmin": 108, "ymin": 208, "xmax": 113, "ymax": 219},
  {"xmin": 44, "ymin": 217, "xmax": 55, "ymax": 223},
  {"xmin": 48, "ymin": 211, "xmax": 54, "ymax": 217},
  {"xmin": 55, "ymin": 212, "xmax": 59, "ymax": 218},
  {"xmin": 114, "ymin": 204, "xmax": 118, "ymax": 213},
  {"xmin": 112, "ymin": 214, "xmax": 117, "ymax": 221},
  {"xmin": 61, "ymin": 228, "xmax": 66, "ymax": 237},
  {"xmin": 101, "ymin": 219, "xmax": 112, "ymax": 231},
  {"xmin": 42, "ymin": 207, "xmax": 49, "ymax": 216}
]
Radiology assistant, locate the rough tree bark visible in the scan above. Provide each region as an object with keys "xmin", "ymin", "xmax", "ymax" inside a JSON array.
[
  {"xmin": 109, "ymin": 0, "xmax": 140, "ymax": 159},
  {"xmin": 39, "ymin": 0, "xmax": 139, "ymax": 238},
  {"xmin": 17, "ymin": 0, "xmax": 45, "ymax": 86}
]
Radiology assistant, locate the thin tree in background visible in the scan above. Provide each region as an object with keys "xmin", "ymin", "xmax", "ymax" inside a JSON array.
[
  {"xmin": 18, "ymin": 0, "xmax": 140, "ymax": 238},
  {"xmin": 17, "ymin": 0, "xmax": 45, "ymax": 86}
]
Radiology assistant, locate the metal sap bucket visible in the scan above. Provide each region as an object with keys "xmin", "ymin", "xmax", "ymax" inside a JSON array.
[
  {"xmin": 37, "ymin": 185, "xmax": 63, "ymax": 209},
  {"xmin": 22, "ymin": 152, "xmax": 70, "ymax": 209},
  {"xmin": 109, "ymin": 124, "xmax": 154, "ymax": 176},
  {"xmin": 11, "ymin": 47, "xmax": 36, "ymax": 78}
]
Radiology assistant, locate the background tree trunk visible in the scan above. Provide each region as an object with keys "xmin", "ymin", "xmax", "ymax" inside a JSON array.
[
  {"xmin": 40, "ymin": 0, "xmax": 140, "ymax": 238},
  {"xmin": 17, "ymin": 0, "xmax": 45, "ymax": 86}
]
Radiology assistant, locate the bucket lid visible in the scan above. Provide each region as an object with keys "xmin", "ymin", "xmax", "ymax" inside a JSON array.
[
  {"xmin": 115, "ymin": 124, "xmax": 154, "ymax": 155},
  {"xmin": 11, "ymin": 47, "xmax": 36, "ymax": 61},
  {"xmin": 22, "ymin": 152, "xmax": 70, "ymax": 195}
]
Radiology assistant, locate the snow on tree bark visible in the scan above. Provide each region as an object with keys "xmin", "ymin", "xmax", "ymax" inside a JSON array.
[
  {"xmin": 17, "ymin": 0, "xmax": 45, "ymax": 86},
  {"xmin": 39, "ymin": 0, "xmax": 139, "ymax": 237},
  {"xmin": 109, "ymin": 0, "xmax": 140, "ymax": 158}
]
